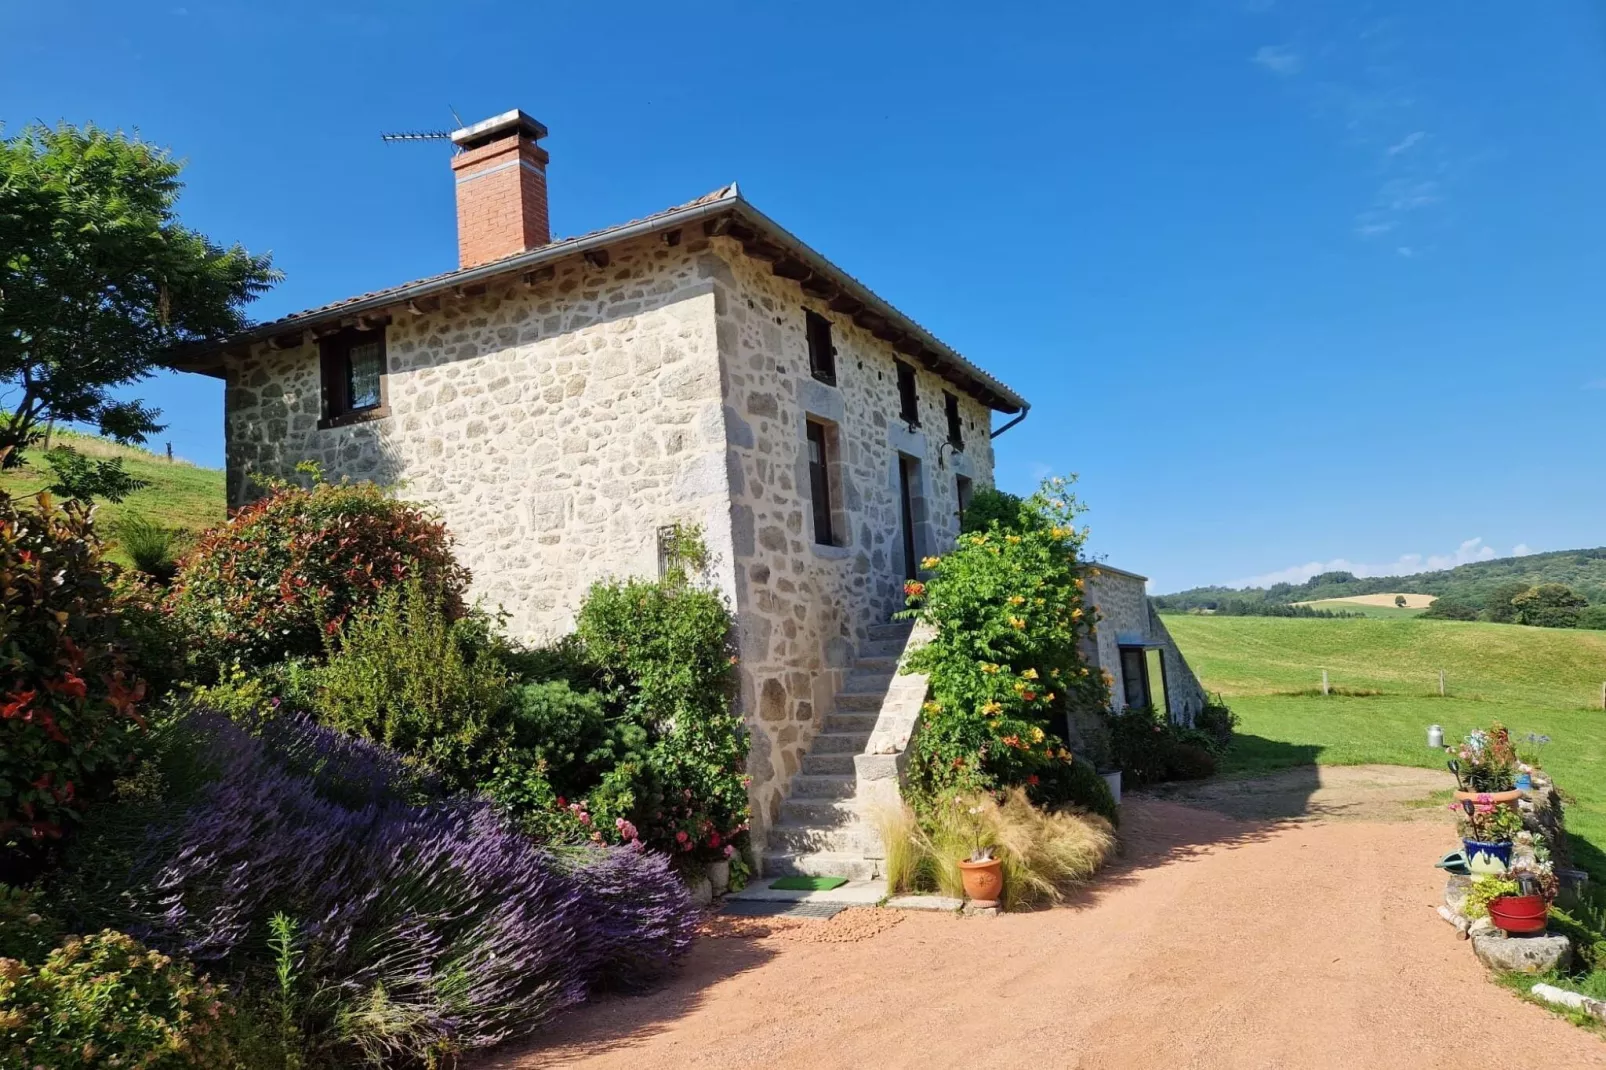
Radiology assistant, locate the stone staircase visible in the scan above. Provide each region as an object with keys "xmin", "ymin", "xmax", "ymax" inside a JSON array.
[{"xmin": 762, "ymin": 620, "xmax": 925, "ymax": 882}]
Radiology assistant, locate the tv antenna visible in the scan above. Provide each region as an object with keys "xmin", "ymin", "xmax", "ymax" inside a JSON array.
[{"xmin": 380, "ymin": 105, "xmax": 466, "ymax": 145}]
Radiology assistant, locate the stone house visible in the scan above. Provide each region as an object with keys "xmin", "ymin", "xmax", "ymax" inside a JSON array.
[{"xmin": 179, "ymin": 109, "xmax": 1198, "ymax": 878}]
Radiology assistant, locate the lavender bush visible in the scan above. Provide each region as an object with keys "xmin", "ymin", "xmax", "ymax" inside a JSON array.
[{"xmin": 63, "ymin": 711, "xmax": 696, "ymax": 1064}]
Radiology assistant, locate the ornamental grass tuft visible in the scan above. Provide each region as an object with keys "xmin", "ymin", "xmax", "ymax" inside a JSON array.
[{"xmin": 877, "ymin": 788, "xmax": 1116, "ymax": 911}]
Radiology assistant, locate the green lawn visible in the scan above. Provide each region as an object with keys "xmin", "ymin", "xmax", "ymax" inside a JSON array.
[
  {"xmin": 1164, "ymin": 614, "xmax": 1606, "ymax": 880},
  {"xmin": 0, "ymin": 433, "xmax": 227, "ymax": 565}
]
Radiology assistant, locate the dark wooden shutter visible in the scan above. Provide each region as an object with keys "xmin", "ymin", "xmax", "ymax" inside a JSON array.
[
  {"xmin": 806, "ymin": 421, "xmax": 834, "ymax": 545},
  {"xmin": 806, "ymin": 310, "xmax": 836, "ymax": 385},
  {"xmin": 944, "ymin": 392, "xmax": 963, "ymax": 449},
  {"xmin": 896, "ymin": 362, "xmax": 919, "ymax": 425}
]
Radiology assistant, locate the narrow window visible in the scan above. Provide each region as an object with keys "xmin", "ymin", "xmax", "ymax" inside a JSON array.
[
  {"xmin": 806, "ymin": 310, "xmax": 836, "ymax": 385},
  {"xmin": 806, "ymin": 420, "xmax": 835, "ymax": 545},
  {"xmin": 944, "ymin": 392, "xmax": 963, "ymax": 449},
  {"xmin": 319, "ymin": 326, "xmax": 387, "ymax": 426},
  {"xmin": 896, "ymin": 361, "xmax": 919, "ymax": 426},
  {"xmin": 1119, "ymin": 647, "xmax": 1150, "ymax": 709},
  {"xmin": 956, "ymin": 475, "xmax": 973, "ymax": 523}
]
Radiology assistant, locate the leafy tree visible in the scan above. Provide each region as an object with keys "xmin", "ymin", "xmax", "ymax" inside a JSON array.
[
  {"xmin": 1578, "ymin": 605, "xmax": 1606, "ymax": 631},
  {"xmin": 1511, "ymin": 584, "xmax": 1588, "ymax": 629},
  {"xmin": 1482, "ymin": 582, "xmax": 1533, "ymax": 624},
  {"xmin": 42, "ymin": 447, "xmax": 148, "ymax": 504},
  {"xmin": 1421, "ymin": 597, "xmax": 1479, "ymax": 621},
  {"xmin": 0, "ymin": 122, "xmax": 278, "ymax": 485},
  {"xmin": 1394, "ymin": 594, "xmax": 1407, "ymax": 608}
]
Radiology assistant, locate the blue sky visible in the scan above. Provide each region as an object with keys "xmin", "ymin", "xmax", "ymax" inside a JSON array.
[{"xmin": 5, "ymin": 1, "xmax": 1605, "ymax": 592}]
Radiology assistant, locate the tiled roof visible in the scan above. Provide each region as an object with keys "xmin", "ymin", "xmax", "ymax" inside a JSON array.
[
  {"xmin": 182, "ymin": 183, "xmax": 1027, "ymax": 413},
  {"xmin": 247, "ymin": 184, "xmax": 743, "ymax": 331}
]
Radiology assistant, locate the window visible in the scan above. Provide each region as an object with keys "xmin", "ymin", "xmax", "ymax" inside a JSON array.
[
  {"xmin": 1119, "ymin": 647, "xmax": 1149, "ymax": 709},
  {"xmin": 896, "ymin": 361, "xmax": 919, "ymax": 426},
  {"xmin": 806, "ymin": 310, "xmax": 836, "ymax": 385},
  {"xmin": 956, "ymin": 475, "xmax": 973, "ymax": 522},
  {"xmin": 319, "ymin": 327, "xmax": 387, "ymax": 426},
  {"xmin": 806, "ymin": 420, "xmax": 836, "ymax": 545},
  {"xmin": 1117, "ymin": 646, "xmax": 1170, "ymax": 715},
  {"xmin": 944, "ymin": 392, "xmax": 963, "ymax": 449}
]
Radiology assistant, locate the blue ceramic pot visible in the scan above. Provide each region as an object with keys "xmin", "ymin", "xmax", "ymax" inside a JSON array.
[{"xmin": 1463, "ymin": 839, "xmax": 1512, "ymax": 875}]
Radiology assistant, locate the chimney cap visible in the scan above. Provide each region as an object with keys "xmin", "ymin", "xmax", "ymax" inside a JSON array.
[{"xmin": 450, "ymin": 109, "xmax": 548, "ymax": 150}]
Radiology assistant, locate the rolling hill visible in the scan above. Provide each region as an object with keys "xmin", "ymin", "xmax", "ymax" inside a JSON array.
[
  {"xmin": 1156, "ymin": 548, "xmax": 1606, "ymax": 612},
  {"xmin": 0, "ymin": 431, "xmax": 227, "ymax": 558}
]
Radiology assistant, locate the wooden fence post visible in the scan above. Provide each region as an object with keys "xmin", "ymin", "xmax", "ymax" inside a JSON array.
[
  {"xmin": 1439, "ymin": 670, "xmax": 1446, "ymax": 697},
  {"xmin": 1321, "ymin": 669, "xmax": 1330, "ymax": 697}
]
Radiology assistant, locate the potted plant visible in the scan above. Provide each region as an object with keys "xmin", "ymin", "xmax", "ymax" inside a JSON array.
[
  {"xmin": 957, "ymin": 845, "xmax": 1004, "ymax": 906},
  {"xmin": 1487, "ymin": 866, "xmax": 1557, "ymax": 934},
  {"xmin": 1447, "ymin": 724, "xmax": 1520, "ymax": 806},
  {"xmin": 1454, "ymin": 798, "xmax": 1525, "ymax": 875}
]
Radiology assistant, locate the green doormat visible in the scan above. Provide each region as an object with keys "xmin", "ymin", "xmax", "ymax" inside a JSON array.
[{"xmin": 768, "ymin": 876, "xmax": 850, "ymax": 891}]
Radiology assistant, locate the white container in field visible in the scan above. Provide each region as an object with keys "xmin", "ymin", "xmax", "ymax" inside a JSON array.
[{"xmin": 1428, "ymin": 724, "xmax": 1444, "ymax": 749}]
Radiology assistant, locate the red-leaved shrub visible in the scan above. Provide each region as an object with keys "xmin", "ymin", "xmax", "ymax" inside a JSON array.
[
  {"xmin": 0, "ymin": 490, "xmax": 147, "ymax": 847},
  {"xmin": 167, "ymin": 481, "xmax": 469, "ymax": 671}
]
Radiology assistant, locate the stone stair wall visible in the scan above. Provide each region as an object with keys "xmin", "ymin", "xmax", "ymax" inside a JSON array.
[{"xmin": 761, "ymin": 620, "xmax": 931, "ymax": 881}]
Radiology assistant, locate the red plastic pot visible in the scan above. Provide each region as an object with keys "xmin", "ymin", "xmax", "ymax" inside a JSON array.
[{"xmin": 1487, "ymin": 894, "xmax": 1547, "ymax": 934}]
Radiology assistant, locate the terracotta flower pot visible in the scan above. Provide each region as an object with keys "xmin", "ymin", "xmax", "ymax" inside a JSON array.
[
  {"xmin": 1454, "ymin": 789, "xmax": 1522, "ymax": 808},
  {"xmin": 1488, "ymin": 894, "xmax": 1547, "ymax": 934},
  {"xmin": 958, "ymin": 857, "xmax": 1004, "ymax": 905}
]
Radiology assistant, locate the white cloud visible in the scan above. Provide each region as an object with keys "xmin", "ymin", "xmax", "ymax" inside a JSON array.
[
  {"xmin": 1231, "ymin": 537, "xmax": 1505, "ymax": 588},
  {"xmin": 1587, "ymin": 379, "xmax": 1606, "ymax": 390},
  {"xmin": 1395, "ymin": 245, "xmax": 1415, "ymax": 257},
  {"xmin": 1386, "ymin": 131, "xmax": 1425, "ymax": 156},
  {"xmin": 1513, "ymin": 544, "xmax": 1534, "ymax": 557},
  {"xmin": 1252, "ymin": 45, "xmax": 1303, "ymax": 76}
]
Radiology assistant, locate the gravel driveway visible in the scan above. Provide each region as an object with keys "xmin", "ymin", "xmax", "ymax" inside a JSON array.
[{"xmin": 481, "ymin": 766, "xmax": 1605, "ymax": 1069}]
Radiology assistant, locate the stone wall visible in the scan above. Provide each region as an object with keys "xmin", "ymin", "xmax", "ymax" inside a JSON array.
[
  {"xmin": 219, "ymin": 228, "xmax": 1008, "ymax": 858},
  {"xmin": 707, "ymin": 239, "xmax": 996, "ymax": 847},
  {"xmin": 1086, "ymin": 566, "xmax": 1207, "ymax": 723},
  {"xmin": 221, "ymin": 234, "xmax": 738, "ymax": 639}
]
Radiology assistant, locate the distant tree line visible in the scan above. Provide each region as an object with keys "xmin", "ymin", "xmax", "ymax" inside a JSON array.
[
  {"xmin": 1154, "ymin": 548, "xmax": 1606, "ymax": 630},
  {"xmin": 1173, "ymin": 600, "xmax": 1360, "ymax": 619}
]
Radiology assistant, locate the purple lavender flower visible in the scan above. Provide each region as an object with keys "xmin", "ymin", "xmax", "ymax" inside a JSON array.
[{"xmin": 105, "ymin": 711, "xmax": 696, "ymax": 1058}]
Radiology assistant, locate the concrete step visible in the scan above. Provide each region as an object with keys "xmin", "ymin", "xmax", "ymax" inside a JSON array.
[
  {"xmin": 762, "ymin": 851, "xmax": 880, "ymax": 882},
  {"xmin": 852, "ymin": 655, "xmax": 901, "ymax": 675},
  {"xmin": 842, "ymin": 671, "xmax": 894, "ymax": 694},
  {"xmin": 856, "ymin": 637, "xmax": 908, "ymax": 660},
  {"xmin": 779, "ymin": 797, "xmax": 866, "ymax": 828},
  {"xmin": 789, "ymin": 774, "xmax": 857, "ymax": 800},
  {"xmin": 833, "ymin": 691, "xmax": 885, "ymax": 712},
  {"xmin": 802, "ymin": 752, "xmax": 856, "ymax": 776},
  {"xmin": 767, "ymin": 822, "xmax": 879, "ymax": 856},
  {"xmin": 867, "ymin": 622, "xmax": 914, "ymax": 642},
  {"xmin": 824, "ymin": 711, "xmax": 879, "ymax": 733},
  {"xmin": 808, "ymin": 731, "xmax": 870, "ymax": 755}
]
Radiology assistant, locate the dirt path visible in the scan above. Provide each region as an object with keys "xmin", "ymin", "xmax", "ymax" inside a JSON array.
[{"xmin": 481, "ymin": 768, "xmax": 1604, "ymax": 1070}]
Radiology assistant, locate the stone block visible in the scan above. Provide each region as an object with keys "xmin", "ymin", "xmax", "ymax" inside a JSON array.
[{"xmin": 1472, "ymin": 932, "xmax": 1571, "ymax": 975}]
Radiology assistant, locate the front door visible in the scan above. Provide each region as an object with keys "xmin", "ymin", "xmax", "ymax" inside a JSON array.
[{"xmin": 898, "ymin": 454, "xmax": 919, "ymax": 582}]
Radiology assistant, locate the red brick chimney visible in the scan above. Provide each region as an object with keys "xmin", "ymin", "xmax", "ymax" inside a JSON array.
[{"xmin": 449, "ymin": 110, "xmax": 550, "ymax": 268}]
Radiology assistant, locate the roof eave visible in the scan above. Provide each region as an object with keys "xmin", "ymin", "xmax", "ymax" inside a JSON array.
[{"xmin": 173, "ymin": 193, "xmax": 1028, "ymax": 414}]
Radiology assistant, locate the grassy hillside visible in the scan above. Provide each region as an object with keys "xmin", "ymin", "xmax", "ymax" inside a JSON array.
[
  {"xmin": 1165, "ymin": 614, "xmax": 1606, "ymax": 879},
  {"xmin": 0, "ymin": 431, "xmax": 226, "ymax": 558},
  {"xmin": 1157, "ymin": 547, "xmax": 1606, "ymax": 611}
]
